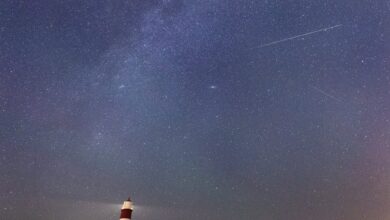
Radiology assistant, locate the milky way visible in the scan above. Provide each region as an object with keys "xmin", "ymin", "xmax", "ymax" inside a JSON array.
[{"xmin": 1, "ymin": 1, "xmax": 389, "ymax": 220}]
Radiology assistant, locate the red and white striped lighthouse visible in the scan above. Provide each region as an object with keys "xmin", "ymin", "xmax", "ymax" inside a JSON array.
[{"xmin": 120, "ymin": 197, "xmax": 133, "ymax": 220}]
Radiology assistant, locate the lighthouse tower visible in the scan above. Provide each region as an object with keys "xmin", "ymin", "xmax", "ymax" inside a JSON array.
[{"xmin": 120, "ymin": 197, "xmax": 133, "ymax": 220}]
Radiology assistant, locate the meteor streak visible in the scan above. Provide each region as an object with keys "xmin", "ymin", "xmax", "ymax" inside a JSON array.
[
  {"xmin": 255, "ymin": 24, "xmax": 342, "ymax": 48},
  {"xmin": 310, "ymin": 86, "xmax": 342, "ymax": 102}
]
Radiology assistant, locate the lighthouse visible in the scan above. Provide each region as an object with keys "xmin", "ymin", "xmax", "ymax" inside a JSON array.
[{"xmin": 120, "ymin": 197, "xmax": 133, "ymax": 220}]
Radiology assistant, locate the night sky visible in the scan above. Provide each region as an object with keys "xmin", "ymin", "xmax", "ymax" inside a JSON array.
[{"xmin": 1, "ymin": 1, "xmax": 390, "ymax": 220}]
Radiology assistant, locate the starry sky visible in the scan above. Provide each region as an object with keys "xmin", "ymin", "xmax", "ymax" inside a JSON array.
[{"xmin": 1, "ymin": 1, "xmax": 389, "ymax": 220}]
